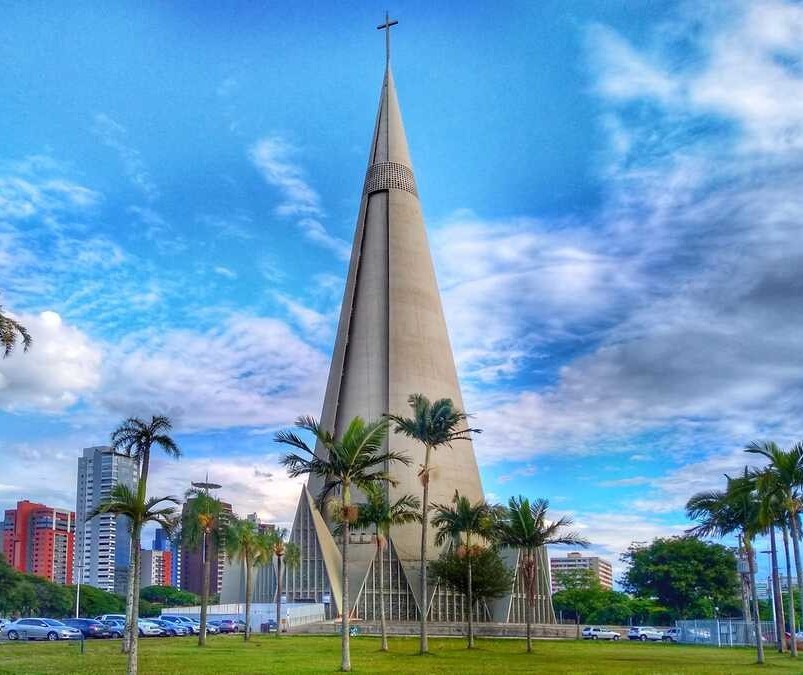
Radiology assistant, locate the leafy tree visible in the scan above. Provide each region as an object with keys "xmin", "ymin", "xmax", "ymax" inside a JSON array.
[
  {"xmin": 431, "ymin": 492, "xmax": 496, "ymax": 648},
  {"xmin": 10, "ymin": 580, "xmax": 37, "ymax": 616},
  {"xmin": 111, "ymin": 415, "xmax": 181, "ymax": 655},
  {"xmin": 621, "ymin": 536, "xmax": 740, "ymax": 620},
  {"xmin": 277, "ymin": 415, "xmax": 408, "ymax": 672},
  {"xmin": 224, "ymin": 517, "xmax": 273, "ymax": 641},
  {"xmin": 33, "ymin": 579, "xmax": 72, "ymax": 616},
  {"xmin": 139, "ymin": 585, "xmax": 198, "ymax": 607},
  {"xmin": 182, "ymin": 489, "xmax": 227, "ymax": 647},
  {"xmin": 266, "ymin": 528, "xmax": 300, "ymax": 639},
  {"xmin": 387, "ymin": 394, "xmax": 480, "ymax": 655},
  {"xmin": 551, "ymin": 569, "xmax": 607, "ymax": 626},
  {"xmin": 71, "ymin": 584, "xmax": 125, "ymax": 617},
  {"xmin": 91, "ymin": 484, "xmax": 178, "ymax": 675},
  {"xmin": 429, "ymin": 547, "xmax": 512, "ymax": 609},
  {"xmin": 1, "ymin": 304, "xmax": 31, "ymax": 357},
  {"xmin": 495, "ymin": 496, "xmax": 588, "ymax": 651},
  {"xmin": 352, "ymin": 484, "xmax": 420, "ymax": 651}
]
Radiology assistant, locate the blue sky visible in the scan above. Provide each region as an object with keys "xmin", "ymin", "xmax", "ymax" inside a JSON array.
[{"xmin": 2, "ymin": 0, "xmax": 802, "ymax": 582}]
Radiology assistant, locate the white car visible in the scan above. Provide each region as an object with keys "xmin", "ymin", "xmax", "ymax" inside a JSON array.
[
  {"xmin": 137, "ymin": 619, "xmax": 163, "ymax": 637},
  {"xmin": 582, "ymin": 626, "xmax": 621, "ymax": 640},
  {"xmin": 628, "ymin": 626, "xmax": 664, "ymax": 641}
]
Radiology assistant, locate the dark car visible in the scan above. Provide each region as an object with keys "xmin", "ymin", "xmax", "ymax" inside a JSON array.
[{"xmin": 61, "ymin": 618, "xmax": 111, "ymax": 638}]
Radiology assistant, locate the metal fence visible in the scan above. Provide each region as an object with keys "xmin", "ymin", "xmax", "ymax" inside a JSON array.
[{"xmin": 675, "ymin": 619, "xmax": 776, "ymax": 647}]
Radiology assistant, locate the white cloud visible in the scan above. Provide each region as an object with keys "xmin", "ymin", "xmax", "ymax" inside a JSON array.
[
  {"xmin": 213, "ymin": 266, "xmax": 237, "ymax": 280},
  {"xmin": 92, "ymin": 113, "xmax": 159, "ymax": 200},
  {"xmin": 0, "ymin": 175, "xmax": 100, "ymax": 220},
  {"xmin": 249, "ymin": 136, "xmax": 322, "ymax": 217},
  {"xmin": 249, "ymin": 136, "xmax": 350, "ymax": 258},
  {"xmin": 0, "ymin": 310, "xmax": 102, "ymax": 412},
  {"xmin": 97, "ymin": 315, "xmax": 328, "ymax": 431}
]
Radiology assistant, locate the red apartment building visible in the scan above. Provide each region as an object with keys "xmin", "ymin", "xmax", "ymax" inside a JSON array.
[{"xmin": 2, "ymin": 500, "xmax": 75, "ymax": 584}]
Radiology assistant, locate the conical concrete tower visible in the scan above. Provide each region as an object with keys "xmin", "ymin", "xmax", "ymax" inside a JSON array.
[{"xmin": 276, "ymin": 21, "xmax": 555, "ymax": 626}]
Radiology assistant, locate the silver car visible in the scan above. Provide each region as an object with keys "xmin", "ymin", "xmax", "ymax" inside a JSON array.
[{"xmin": 4, "ymin": 618, "xmax": 82, "ymax": 641}]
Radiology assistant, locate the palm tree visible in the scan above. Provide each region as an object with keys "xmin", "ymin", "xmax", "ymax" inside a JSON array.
[
  {"xmin": 686, "ymin": 470, "xmax": 765, "ymax": 664},
  {"xmin": 276, "ymin": 415, "xmax": 409, "ymax": 672},
  {"xmin": 353, "ymin": 484, "xmax": 421, "ymax": 651},
  {"xmin": 746, "ymin": 441, "xmax": 803, "ymax": 628},
  {"xmin": 266, "ymin": 528, "xmax": 299, "ymax": 638},
  {"xmin": 0, "ymin": 305, "xmax": 32, "ymax": 357},
  {"xmin": 753, "ymin": 467, "xmax": 792, "ymax": 654},
  {"xmin": 431, "ymin": 492, "xmax": 496, "ymax": 648},
  {"xmin": 90, "ymin": 484, "xmax": 178, "ymax": 675},
  {"xmin": 111, "ymin": 416, "xmax": 180, "ymax": 654},
  {"xmin": 387, "ymin": 394, "xmax": 480, "ymax": 655},
  {"xmin": 495, "ymin": 496, "xmax": 589, "ymax": 653},
  {"xmin": 224, "ymin": 517, "xmax": 273, "ymax": 642},
  {"xmin": 182, "ymin": 489, "xmax": 227, "ymax": 646}
]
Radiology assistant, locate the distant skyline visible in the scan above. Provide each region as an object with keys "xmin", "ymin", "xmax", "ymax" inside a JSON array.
[{"xmin": 2, "ymin": 0, "xmax": 802, "ymax": 582}]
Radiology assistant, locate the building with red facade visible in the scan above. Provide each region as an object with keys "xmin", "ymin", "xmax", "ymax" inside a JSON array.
[
  {"xmin": 2, "ymin": 500, "xmax": 75, "ymax": 584},
  {"xmin": 140, "ymin": 549, "xmax": 173, "ymax": 587}
]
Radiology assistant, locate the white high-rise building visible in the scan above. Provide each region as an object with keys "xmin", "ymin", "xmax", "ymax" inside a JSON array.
[{"xmin": 74, "ymin": 446, "xmax": 138, "ymax": 594}]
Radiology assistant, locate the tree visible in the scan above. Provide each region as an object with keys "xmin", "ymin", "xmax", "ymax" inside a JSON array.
[
  {"xmin": 111, "ymin": 415, "xmax": 181, "ymax": 654},
  {"xmin": 495, "ymin": 496, "xmax": 588, "ymax": 652},
  {"xmin": 747, "ymin": 439, "xmax": 803, "ymax": 654},
  {"xmin": 387, "ymin": 394, "xmax": 480, "ymax": 655},
  {"xmin": 0, "ymin": 304, "xmax": 31, "ymax": 357},
  {"xmin": 621, "ymin": 536, "xmax": 740, "ymax": 620},
  {"xmin": 551, "ymin": 569, "xmax": 607, "ymax": 625},
  {"xmin": 73, "ymin": 584, "xmax": 126, "ymax": 617},
  {"xmin": 686, "ymin": 472, "xmax": 765, "ymax": 664},
  {"xmin": 353, "ymin": 484, "xmax": 420, "ymax": 651},
  {"xmin": 224, "ymin": 517, "xmax": 273, "ymax": 642},
  {"xmin": 90, "ymin": 484, "xmax": 178, "ymax": 675},
  {"xmin": 431, "ymin": 492, "xmax": 497, "ymax": 648},
  {"xmin": 182, "ymin": 489, "xmax": 227, "ymax": 647},
  {"xmin": 139, "ymin": 585, "xmax": 198, "ymax": 608},
  {"xmin": 277, "ymin": 415, "xmax": 409, "ymax": 672},
  {"xmin": 429, "ymin": 547, "xmax": 512, "ymax": 614},
  {"xmin": 265, "ymin": 528, "xmax": 299, "ymax": 639}
]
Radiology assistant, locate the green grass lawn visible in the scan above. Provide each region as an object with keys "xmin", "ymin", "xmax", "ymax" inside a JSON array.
[{"xmin": 0, "ymin": 634, "xmax": 798, "ymax": 674}]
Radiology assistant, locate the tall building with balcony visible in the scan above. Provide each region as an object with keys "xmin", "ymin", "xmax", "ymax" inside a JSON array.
[
  {"xmin": 2, "ymin": 500, "xmax": 75, "ymax": 584},
  {"xmin": 550, "ymin": 551, "xmax": 614, "ymax": 592},
  {"xmin": 140, "ymin": 549, "xmax": 173, "ymax": 587},
  {"xmin": 74, "ymin": 446, "xmax": 138, "ymax": 594},
  {"xmin": 153, "ymin": 527, "xmax": 181, "ymax": 588}
]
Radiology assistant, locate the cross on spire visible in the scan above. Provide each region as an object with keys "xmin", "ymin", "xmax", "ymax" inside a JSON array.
[{"xmin": 377, "ymin": 11, "xmax": 398, "ymax": 67}]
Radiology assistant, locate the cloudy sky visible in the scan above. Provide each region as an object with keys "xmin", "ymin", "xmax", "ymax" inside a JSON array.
[{"xmin": 2, "ymin": 0, "xmax": 801, "ymax": 581}]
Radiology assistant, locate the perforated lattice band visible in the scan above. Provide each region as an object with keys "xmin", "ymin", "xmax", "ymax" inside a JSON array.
[{"xmin": 363, "ymin": 161, "xmax": 418, "ymax": 197}]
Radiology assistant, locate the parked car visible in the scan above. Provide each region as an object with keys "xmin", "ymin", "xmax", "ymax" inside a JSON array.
[
  {"xmin": 582, "ymin": 626, "xmax": 621, "ymax": 640},
  {"xmin": 160, "ymin": 615, "xmax": 197, "ymax": 634},
  {"xmin": 3, "ymin": 618, "xmax": 82, "ymax": 641},
  {"xmin": 137, "ymin": 619, "xmax": 163, "ymax": 637},
  {"xmin": 147, "ymin": 619, "xmax": 188, "ymax": 637},
  {"xmin": 628, "ymin": 626, "xmax": 664, "ymax": 641},
  {"xmin": 215, "ymin": 618, "xmax": 241, "ymax": 634},
  {"xmin": 94, "ymin": 614, "xmax": 126, "ymax": 623},
  {"xmin": 662, "ymin": 627, "xmax": 682, "ymax": 643},
  {"xmin": 102, "ymin": 620, "xmax": 126, "ymax": 638},
  {"xmin": 263, "ymin": 619, "xmax": 278, "ymax": 633},
  {"xmin": 60, "ymin": 618, "xmax": 111, "ymax": 638}
]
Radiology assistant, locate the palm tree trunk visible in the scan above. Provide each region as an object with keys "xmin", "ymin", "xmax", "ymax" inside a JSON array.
[
  {"xmin": 419, "ymin": 443, "xmax": 432, "ymax": 655},
  {"xmin": 378, "ymin": 536, "xmax": 388, "ymax": 651},
  {"xmin": 275, "ymin": 553, "xmax": 283, "ymax": 638},
  {"xmin": 738, "ymin": 534, "xmax": 750, "ymax": 621},
  {"xmin": 746, "ymin": 537, "xmax": 765, "ymax": 664},
  {"xmin": 770, "ymin": 525, "xmax": 785, "ymax": 652},
  {"xmin": 122, "ymin": 532, "xmax": 137, "ymax": 654},
  {"xmin": 244, "ymin": 561, "xmax": 252, "ymax": 642},
  {"xmin": 792, "ymin": 513, "xmax": 803, "ymax": 627},
  {"xmin": 127, "ymin": 530, "xmax": 141, "ymax": 675},
  {"xmin": 784, "ymin": 520, "xmax": 798, "ymax": 656},
  {"xmin": 199, "ymin": 534, "xmax": 210, "ymax": 647},
  {"xmin": 525, "ymin": 550, "xmax": 533, "ymax": 654},
  {"xmin": 467, "ymin": 556, "xmax": 474, "ymax": 648},
  {"xmin": 341, "ymin": 496, "xmax": 352, "ymax": 672}
]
